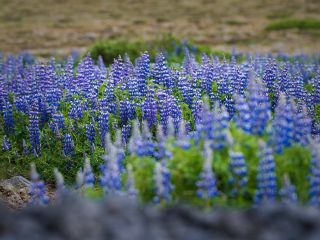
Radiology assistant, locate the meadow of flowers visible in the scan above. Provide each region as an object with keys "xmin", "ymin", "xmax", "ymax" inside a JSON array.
[{"xmin": 0, "ymin": 49, "xmax": 320, "ymax": 207}]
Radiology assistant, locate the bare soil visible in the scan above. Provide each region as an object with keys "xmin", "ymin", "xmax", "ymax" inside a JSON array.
[{"xmin": 0, "ymin": 0, "xmax": 319, "ymax": 55}]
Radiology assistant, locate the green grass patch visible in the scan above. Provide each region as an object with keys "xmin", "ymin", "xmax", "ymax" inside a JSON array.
[
  {"xmin": 266, "ymin": 18, "xmax": 320, "ymax": 31},
  {"xmin": 87, "ymin": 34, "xmax": 231, "ymax": 65}
]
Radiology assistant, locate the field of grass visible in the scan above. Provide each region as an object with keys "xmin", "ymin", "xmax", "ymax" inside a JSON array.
[{"xmin": 0, "ymin": 0, "xmax": 319, "ymax": 55}]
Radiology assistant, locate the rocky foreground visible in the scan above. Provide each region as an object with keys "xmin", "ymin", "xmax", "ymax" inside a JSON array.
[{"xmin": 0, "ymin": 195, "xmax": 320, "ymax": 240}]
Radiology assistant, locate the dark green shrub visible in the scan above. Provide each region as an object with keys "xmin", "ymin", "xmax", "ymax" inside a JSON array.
[{"xmin": 266, "ymin": 18, "xmax": 320, "ymax": 31}]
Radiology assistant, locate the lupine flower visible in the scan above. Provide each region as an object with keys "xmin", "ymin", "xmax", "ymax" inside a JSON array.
[
  {"xmin": 246, "ymin": 75, "xmax": 271, "ymax": 135},
  {"xmin": 136, "ymin": 52, "xmax": 150, "ymax": 80},
  {"xmin": 312, "ymin": 70, "xmax": 320, "ymax": 104},
  {"xmin": 254, "ymin": 141, "xmax": 277, "ymax": 204},
  {"xmin": 154, "ymin": 160, "xmax": 173, "ymax": 204},
  {"xmin": 277, "ymin": 63, "xmax": 289, "ymax": 92},
  {"xmin": 229, "ymin": 151, "xmax": 248, "ymax": 197},
  {"xmin": 192, "ymin": 99, "xmax": 203, "ymax": 126},
  {"xmin": 63, "ymin": 56, "xmax": 75, "ymax": 92},
  {"xmin": 76, "ymin": 168, "xmax": 84, "ymax": 189},
  {"xmin": 119, "ymin": 99, "xmax": 136, "ymax": 125},
  {"xmin": 218, "ymin": 61, "xmax": 230, "ymax": 96},
  {"xmin": 140, "ymin": 121, "xmax": 156, "ymax": 155},
  {"xmin": 157, "ymin": 91, "xmax": 170, "ymax": 131},
  {"xmin": 128, "ymin": 121, "xmax": 155, "ymax": 157},
  {"xmin": 227, "ymin": 62, "xmax": 237, "ymax": 95},
  {"xmin": 201, "ymin": 61, "xmax": 219, "ymax": 95},
  {"xmin": 98, "ymin": 111, "xmax": 109, "ymax": 147},
  {"xmin": 234, "ymin": 94, "xmax": 251, "ymax": 133},
  {"xmin": 168, "ymin": 95, "xmax": 182, "ymax": 133},
  {"xmin": 1, "ymin": 50, "xmax": 320, "ymax": 207},
  {"xmin": 121, "ymin": 123, "xmax": 131, "ymax": 144},
  {"xmin": 52, "ymin": 111, "xmax": 65, "ymax": 131},
  {"xmin": 54, "ymin": 168, "xmax": 66, "ymax": 194},
  {"xmin": 293, "ymin": 105, "xmax": 312, "ymax": 146},
  {"xmin": 175, "ymin": 120, "xmax": 191, "ymax": 149},
  {"xmin": 69, "ymin": 99, "xmax": 83, "ymax": 122},
  {"xmin": 123, "ymin": 54, "xmax": 134, "ymax": 82},
  {"xmin": 143, "ymin": 88, "xmax": 157, "ymax": 128},
  {"xmin": 83, "ymin": 157, "xmax": 94, "ymax": 187},
  {"xmin": 209, "ymin": 104, "xmax": 229, "ymax": 150},
  {"xmin": 291, "ymin": 70, "xmax": 305, "ymax": 100},
  {"xmin": 85, "ymin": 122, "xmax": 95, "ymax": 148},
  {"xmin": 126, "ymin": 164, "xmax": 138, "ymax": 200},
  {"xmin": 182, "ymin": 48, "xmax": 196, "ymax": 76},
  {"xmin": 63, "ymin": 133, "xmax": 74, "ymax": 156},
  {"xmin": 3, "ymin": 102, "xmax": 14, "ymax": 134},
  {"xmin": 76, "ymin": 54, "xmax": 96, "ymax": 97},
  {"xmin": 110, "ymin": 56, "xmax": 124, "ymax": 85},
  {"xmin": 128, "ymin": 121, "xmax": 143, "ymax": 155},
  {"xmin": 127, "ymin": 75, "xmax": 140, "ymax": 99},
  {"xmin": 29, "ymin": 107, "xmax": 41, "ymax": 156},
  {"xmin": 22, "ymin": 139, "xmax": 29, "ymax": 155},
  {"xmin": 308, "ymin": 140, "xmax": 320, "ymax": 206},
  {"xmin": 235, "ymin": 66, "xmax": 247, "ymax": 95},
  {"xmin": 153, "ymin": 53, "xmax": 173, "ymax": 88},
  {"xmin": 263, "ymin": 59, "xmax": 277, "ymax": 93},
  {"xmin": 114, "ymin": 130, "xmax": 125, "ymax": 173},
  {"xmin": 270, "ymin": 94, "xmax": 294, "ymax": 153},
  {"xmin": 100, "ymin": 143, "xmax": 122, "ymax": 195},
  {"xmin": 155, "ymin": 124, "xmax": 172, "ymax": 160},
  {"xmin": 96, "ymin": 56, "xmax": 107, "ymax": 86},
  {"xmin": 177, "ymin": 74, "xmax": 194, "ymax": 108},
  {"xmin": 29, "ymin": 163, "xmax": 49, "ymax": 205},
  {"xmin": 1, "ymin": 135, "xmax": 11, "ymax": 151},
  {"xmin": 14, "ymin": 96, "xmax": 28, "ymax": 113},
  {"xmin": 196, "ymin": 142, "xmax": 218, "ymax": 200},
  {"xmin": 280, "ymin": 175, "xmax": 298, "ymax": 205},
  {"xmin": 166, "ymin": 117, "xmax": 175, "ymax": 138},
  {"xmin": 135, "ymin": 52, "xmax": 150, "ymax": 97}
]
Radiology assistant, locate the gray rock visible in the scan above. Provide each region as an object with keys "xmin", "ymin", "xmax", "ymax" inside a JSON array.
[
  {"xmin": 0, "ymin": 176, "xmax": 31, "ymax": 209},
  {"xmin": 1, "ymin": 195, "xmax": 320, "ymax": 240},
  {"xmin": 0, "ymin": 176, "xmax": 31, "ymax": 189}
]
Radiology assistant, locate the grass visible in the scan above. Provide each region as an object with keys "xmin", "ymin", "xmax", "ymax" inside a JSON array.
[
  {"xmin": 87, "ymin": 35, "xmax": 233, "ymax": 65},
  {"xmin": 266, "ymin": 18, "xmax": 320, "ymax": 31},
  {"xmin": 0, "ymin": 0, "xmax": 319, "ymax": 54}
]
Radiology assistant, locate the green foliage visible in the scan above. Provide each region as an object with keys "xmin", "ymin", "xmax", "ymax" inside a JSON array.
[
  {"xmin": 275, "ymin": 146, "xmax": 312, "ymax": 202},
  {"xmin": 168, "ymin": 145, "xmax": 203, "ymax": 204},
  {"xmin": 315, "ymin": 104, "xmax": 320, "ymax": 122},
  {"xmin": 304, "ymin": 83, "xmax": 314, "ymax": 93},
  {"xmin": 230, "ymin": 125, "xmax": 260, "ymax": 201},
  {"xmin": 98, "ymin": 83, "xmax": 106, "ymax": 99},
  {"xmin": 88, "ymin": 40, "xmax": 143, "ymax": 65},
  {"xmin": 0, "ymin": 106, "xmax": 315, "ymax": 207},
  {"xmin": 212, "ymin": 82, "xmax": 218, "ymax": 95},
  {"xmin": 87, "ymin": 34, "xmax": 230, "ymax": 65},
  {"xmin": 180, "ymin": 103, "xmax": 194, "ymax": 130},
  {"xmin": 121, "ymin": 126, "xmax": 263, "ymax": 207},
  {"xmin": 129, "ymin": 155, "xmax": 156, "ymax": 202},
  {"xmin": 0, "ymin": 104, "xmax": 106, "ymax": 185},
  {"xmin": 82, "ymin": 187, "xmax": 104, "ymax": 200},
  {"xmin": 266, "ymin": 18, "xmax": 320, "ymax": 31}
]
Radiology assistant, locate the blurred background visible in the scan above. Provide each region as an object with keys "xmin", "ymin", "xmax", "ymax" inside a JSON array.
[{"xmin": 0, "ymin": 0, "xmax": 319, "ymax": 55}]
